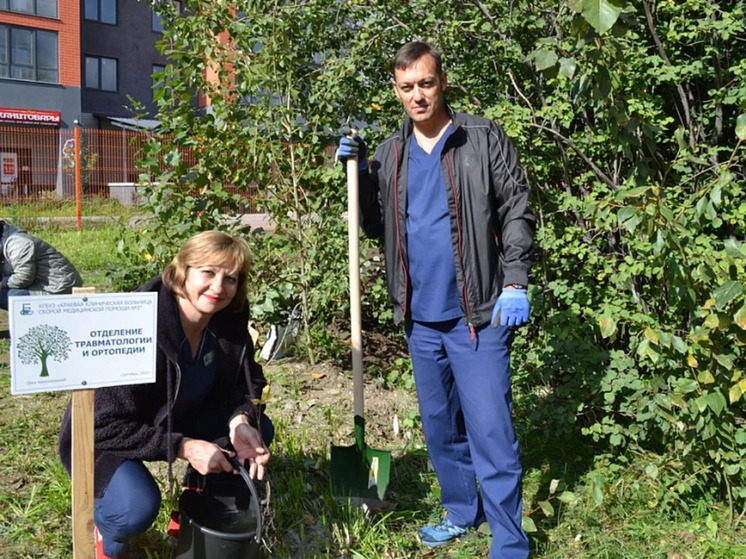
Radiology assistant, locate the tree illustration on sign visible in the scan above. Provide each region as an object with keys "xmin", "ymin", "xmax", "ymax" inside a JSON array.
[{"xmin": 17, "ymin": 325, "xmax": 72, "ymax": 377}]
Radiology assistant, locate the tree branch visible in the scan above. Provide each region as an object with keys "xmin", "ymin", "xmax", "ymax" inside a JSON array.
[
  {"xmin": 642, "ymin": 0, "xmax": 695, "ymax": 149},
  {"xmin": 530, "ymin": 123, "xmax": 618, "ymax": 190}
]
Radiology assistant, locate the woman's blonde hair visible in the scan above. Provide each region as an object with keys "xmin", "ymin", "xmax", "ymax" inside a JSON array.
[{"xmin": 162, "ymin": 231, "xmax": 251, "ymax": 312}]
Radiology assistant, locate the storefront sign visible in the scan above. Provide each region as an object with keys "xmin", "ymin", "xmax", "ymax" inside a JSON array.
[{"xmin": 0, "ymin": 107, "xmax": 62, "ymax": 127}]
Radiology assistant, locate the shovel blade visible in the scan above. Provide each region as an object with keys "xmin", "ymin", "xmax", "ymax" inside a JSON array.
[{"xmin": 330, "ymin": 443, "xmax": 391, "ymax": 503}]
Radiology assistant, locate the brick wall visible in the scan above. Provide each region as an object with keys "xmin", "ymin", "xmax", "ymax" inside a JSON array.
[{"xmin": 0, "ymin": 0, "xmax": 80, "ymax": 86}]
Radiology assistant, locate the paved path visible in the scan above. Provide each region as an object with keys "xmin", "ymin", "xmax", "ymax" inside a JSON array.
[{"xmin": 14, "ymin": 213, "xmax": 276, "ymax": 231}]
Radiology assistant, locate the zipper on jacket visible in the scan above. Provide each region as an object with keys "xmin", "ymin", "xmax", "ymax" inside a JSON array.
[
  {"xmin": 393, "ymin": 141, "xmax": 409, "ymax": 319},
  {"xmin": 444, "ymin": 151, "xmax": 475, "ymax": 339}
]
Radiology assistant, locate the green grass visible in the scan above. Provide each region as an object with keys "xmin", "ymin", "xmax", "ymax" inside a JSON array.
[
  {"xmin": 1, "ymin": 196, "xmax": 137, "ymax": 221},
  {"xmin": 1, "ymin": 224, "xmax": 746, "ymax": 558},
  {"xmin": 34, "ymin": 226, "xmax": 123, "ymax": 290}
]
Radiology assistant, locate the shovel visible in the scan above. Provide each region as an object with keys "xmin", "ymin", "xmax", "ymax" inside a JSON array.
[{"xmin": 330, "ymin": 130, "xmax": 391, "ymax": 505}]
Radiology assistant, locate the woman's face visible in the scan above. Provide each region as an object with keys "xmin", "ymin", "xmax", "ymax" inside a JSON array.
[{"xmin": 180, "ymin": 262, "xmax": 238, "ymax": 321}]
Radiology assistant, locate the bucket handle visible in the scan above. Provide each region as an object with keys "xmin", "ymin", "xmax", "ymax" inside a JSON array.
[{"xmin": 228, "ymin": 455, "xmax": 263, "ymax": 544}]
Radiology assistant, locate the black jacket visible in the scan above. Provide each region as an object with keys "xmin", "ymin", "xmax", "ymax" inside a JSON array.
[
  {"xmin": 58, "ymin": 275, "xmax": 266, "ymax": 497},
  {"xmin": 359, "ymin": 109, "xmax": 536, "ymax": 330}
]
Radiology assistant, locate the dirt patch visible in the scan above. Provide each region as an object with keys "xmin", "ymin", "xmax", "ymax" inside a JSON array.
[{"xmin": 262, "ymin": 354, "xmax": 417, "ymax": 448}]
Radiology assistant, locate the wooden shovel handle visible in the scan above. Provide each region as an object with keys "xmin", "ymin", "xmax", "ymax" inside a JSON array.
[{"xmin": 346, "ymin": 138, "xmax": 364, "ymax": 419}]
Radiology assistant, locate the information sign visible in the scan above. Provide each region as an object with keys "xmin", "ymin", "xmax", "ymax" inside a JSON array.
[{"xmin": 9, "ymin": 292, "xmax": 158, "ymax": 395}]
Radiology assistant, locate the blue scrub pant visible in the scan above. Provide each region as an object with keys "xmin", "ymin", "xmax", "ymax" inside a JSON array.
[
  {"xmin": 0, "ymin": 288, "xmax": 30, "ymax": 310},
  {"xmin": 95, "ymin": 415, "xmax": 275, "ymax": 558},
  {"xmin": 406, "ymin": 318, "xmax": 529, "ymax": 559}
]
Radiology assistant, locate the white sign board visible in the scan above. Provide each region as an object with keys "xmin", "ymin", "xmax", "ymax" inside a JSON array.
[
  {"xmin": 9, "ymin": 292, "xmax": 158, "ymax": 395},
  {"xmin": 1, "ymin": 151, "xmax": 18, "ymax": 184}
]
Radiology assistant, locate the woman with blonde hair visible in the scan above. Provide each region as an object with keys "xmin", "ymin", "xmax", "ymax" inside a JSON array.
[{"xmin": 59, "ymin": 231, "xmax": 271, "ymax": 559}]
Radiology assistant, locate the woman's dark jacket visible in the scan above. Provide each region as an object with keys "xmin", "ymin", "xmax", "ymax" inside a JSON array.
[
  {"xmin": 58, "ymin": 275, "xmax": 267, "ymax": 497},
  {"xmin": 358, "ymin": 109, "xmax": 535, "ymax": 330}
]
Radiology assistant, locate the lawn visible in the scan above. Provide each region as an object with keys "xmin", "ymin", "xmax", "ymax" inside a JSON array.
[{"xmin": 0, "ymin": 221, "xmax": 744, "ymax": 558}]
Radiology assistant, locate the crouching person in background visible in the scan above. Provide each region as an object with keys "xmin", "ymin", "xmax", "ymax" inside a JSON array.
[
  {"xmin": 58, "ymin": 230, "xmax": 272, "ymax": 559},
  {"xmin": 0, "ymin": 219, "xmax": 83, "ymax": 310}
]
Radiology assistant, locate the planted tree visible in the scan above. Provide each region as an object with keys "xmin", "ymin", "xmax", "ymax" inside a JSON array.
[{"xmin": 119, "ymin": 0, "xmax": 378, "ymax": 363}]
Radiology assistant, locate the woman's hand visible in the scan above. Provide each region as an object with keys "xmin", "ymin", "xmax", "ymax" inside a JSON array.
[
  {"xmin": 177, "ymin": 437, "xmax": 234, "ymax": 475},
  {"xmin": 229, "ymin": 415, "xmax": 270, "ymax": 480}
]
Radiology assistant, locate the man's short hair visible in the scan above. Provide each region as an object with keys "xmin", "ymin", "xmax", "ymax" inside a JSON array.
[
  {"xmin": 162, "ymin": 230, "xmax": 251, "ymax": 312},
  {"xmin": 393, "ymin": 41, "xmax": 443, "ymax": 75}
]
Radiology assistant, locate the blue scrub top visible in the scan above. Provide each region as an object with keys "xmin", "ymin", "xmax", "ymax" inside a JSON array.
[{"xmin": 406, "ymin": 125, "xmax": 461, "ymax": 322}]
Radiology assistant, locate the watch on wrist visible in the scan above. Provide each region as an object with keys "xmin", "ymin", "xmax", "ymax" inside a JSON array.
[{"xmin": 505, "ymin": 284, "xmax": 526, "ymax": 290}]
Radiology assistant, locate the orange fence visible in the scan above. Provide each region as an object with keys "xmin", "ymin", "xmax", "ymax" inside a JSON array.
[
  {"xmin": 0, "ymin": 125, "xmax": 262, "ymax": 217},
  {"xmin": 0, "ymin": 126, "xmax": 158, "ymax": 200}
]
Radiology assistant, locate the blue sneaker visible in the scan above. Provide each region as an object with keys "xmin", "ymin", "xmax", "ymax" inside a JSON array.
[{"xmin": 418, "ymin": 518, "xmax": 467, "ymax": 547}]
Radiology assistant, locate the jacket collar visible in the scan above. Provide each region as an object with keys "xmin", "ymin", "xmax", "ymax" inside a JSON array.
[{"xmin": 398, "ymin": 104, "xmax": 460, "ymax": 142}]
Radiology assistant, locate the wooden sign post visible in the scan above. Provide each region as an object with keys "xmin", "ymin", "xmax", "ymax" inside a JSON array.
[{"xmin": 71, "ymin": 286, "xmax": 96, "ymax": 559}]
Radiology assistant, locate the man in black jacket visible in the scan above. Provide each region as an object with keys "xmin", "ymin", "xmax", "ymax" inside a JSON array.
[{"xmin": 337, "ymin": 41, "xmax": 534, "ymax": 558}]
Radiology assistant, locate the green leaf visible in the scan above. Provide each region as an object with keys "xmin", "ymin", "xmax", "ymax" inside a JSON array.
[
  {"xmin": 735, "ymin": 304, "xmax": 746, "ymax": 330},
  {"xmin": 714, "ymin": 353, "xmax": 735, "ymax": 370},
  {"xmin": 539, "ymin": 500, "xmax": 555, "ymax": 517},
  {"xmin": 580, "ymin": 0, "xmax": 623, "ymax": 34},
  {"xmin": 599, "ymin": 316, "xmax": 618, "ymax": 338},
  {"xmin": 737, "ymin": 113, "xmax": 746, "ymax": 141},
  {"xmin": 618, "ymin": 206, "xmax": 641, "ymax": 233},
  {"xmin": 521, "ymin": 516, "xmax": 537, "ymax": 533},
  {"xmin": 533, "ymin": 48, "xmax": 559, "ymax": 71},
  {"xmin": 621, "ymin": 186, "xmax": 651, "ymax": 199},
  {"xmin": 729, "ymin": 383, "xmax": 743, "ymax": 404},
  {"xmin": 712, "ymin": 280, "xmax": 743, "ymax": 309},
  {"xmin": 725, "ymin": 463, "xmax": 741, "ymax": 476},
  {"xmin": 724, "ymin": 239, "xmax": 746, "ymax": 258},
  {"xmin": 558, "ymin": 491, "xmax": 579, "ymax": 506},
  {"xmin": 672, "ymin": 336, "xmax": 687, "ymax": 354},
  {"xmin": 558, "ymin": 57, "xmax": 577, "ymax": 78},
  {"xmin": 675, "ymin": 379, "xmax": 698, "ymax": 394},
  {"xmin": 644, "ymin": 327, "xmax": 659, "ymax": 345},
  {"xmin": 695, "ymin": 394, "xmax": 708, "ymax": 412},
  {"xmin": 706, "ymin": 391, "xmax": 727, "ymax": 416},
  {"xmin": 698, "ymin": 370, "xmax": 715, "ymax": 384},
  {"xmin": 652, "ymin": 230, "xmax": 665, "ymax": 254}
]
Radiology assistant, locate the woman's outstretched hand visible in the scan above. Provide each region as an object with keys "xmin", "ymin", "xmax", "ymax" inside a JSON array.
[{"xmin": 229, "ymin": 416, "xmax": 270, "ymax": 480}]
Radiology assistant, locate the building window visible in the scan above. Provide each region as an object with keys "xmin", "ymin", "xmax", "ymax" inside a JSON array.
[
  {"xmin": 152, "ymin": 10, "xmax": 164, "ymax": 33},
  {"xmin": 84, "ymin": 0, "xmax": 116, "ymax": 25},
  {"xmin": 0, "ymin": 0, "xmax": 57, "ymax": 18},
  {"xmin": 85, "ymin": 55, "xmax": 117, "ymax": 91},
  {"xmin": 0, "ymin": 24, "xmax": 58, "ymax": 83},
  {"xmin": 152, "ymin": 1, "xmax": 180, "ymax": 33}
]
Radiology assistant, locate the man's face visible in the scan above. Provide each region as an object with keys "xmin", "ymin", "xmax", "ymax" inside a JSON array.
[{"xmin": 393, "ymin": 54, "xmax": 448, "ymax": 126}]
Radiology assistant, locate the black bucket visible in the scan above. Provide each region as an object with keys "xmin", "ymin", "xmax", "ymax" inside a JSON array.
[{"xmin": 173, "ymin": 455, "xmax": 262, "ymax": 559}]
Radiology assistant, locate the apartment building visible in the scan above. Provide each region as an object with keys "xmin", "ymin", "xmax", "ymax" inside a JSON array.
[
  {"xmin": 1, "ymin": 0, "xmax": 168, "ymax": 127},
  {"xmin": 1, "ymin": 0, "xmax": 170, "ymax": 196},
  {"xmin": 0, "ymin": 0, "xmax": 81, "ymax": 128}
]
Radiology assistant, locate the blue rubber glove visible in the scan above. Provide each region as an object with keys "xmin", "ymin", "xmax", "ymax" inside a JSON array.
[
  {"xmin": 335, "ymin": 134, "xmax": 368, "ymax": 171},
  {"xmin": 491, "ymin": 288, "xmax": 530, "ymax": 327}
]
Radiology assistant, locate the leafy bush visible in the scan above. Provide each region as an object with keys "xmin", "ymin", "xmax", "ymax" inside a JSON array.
[{"xmin": 127, "ymin": 0, "xmax": 746, "ymax": 518}]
